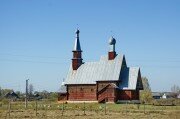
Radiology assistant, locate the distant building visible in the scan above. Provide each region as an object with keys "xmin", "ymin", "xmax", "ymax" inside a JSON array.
[
  {"xmin": 177, "ymin": 94, "xmax": 180, "ymax": 99},
  {"xmin": 152, "ymin": 92, "xmax": 162, "ymax": 99},
  {"xmin": 152, "ymin": 92, "xmax": 175, "ymax": 99},
  {"xmin": 33, "ymin": 94, "xmax": 43, "ymax": 100},
  {"xmin": 162, "ymin": 93, "xmax": 167, "ymax": 99},
  {"xmin": 162, "ymin": 92, "xmax": 175, "ymax": 99},
  {"xmin": 58, "ymin": 30, "xmax": 143, "ymax": 103},
  {"xmin": 5, "ymin": 91, "xmax": 19, "ymax": 100}
]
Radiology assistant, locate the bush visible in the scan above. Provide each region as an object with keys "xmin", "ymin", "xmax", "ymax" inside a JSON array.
[
  {"xmin": 1, "ymin": 98, "xmax": 9, "ymax": 105},
  {"xmin": 152, "ymin": 99, "xmax": 177, "ymax": 106},
  {"xmin": 140, "ymin": 90, "xmax": 153, "ymax": 104},
  {"xmin": 173, "ymin": 99, "xmax": 180, "ymax": 106}
]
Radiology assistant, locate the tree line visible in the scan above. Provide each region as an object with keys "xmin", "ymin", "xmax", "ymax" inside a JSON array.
[{"xmin": 0, "ymin": 85, "xmax": 58, "ymax": 101}]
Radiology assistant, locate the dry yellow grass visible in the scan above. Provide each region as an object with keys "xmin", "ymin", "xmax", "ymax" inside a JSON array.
[
  {"xmin": 0, "ymin": 109, "xmax": 180, "ymax": 119},
  {"xmin": 0, "ymin": 101, "xmax": 180, "ymax": 119}
]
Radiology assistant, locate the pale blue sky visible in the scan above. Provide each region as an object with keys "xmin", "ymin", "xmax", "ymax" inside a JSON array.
[{"xmin": 0, "ymin": 0, "xmax": 180, "ymax": 92}]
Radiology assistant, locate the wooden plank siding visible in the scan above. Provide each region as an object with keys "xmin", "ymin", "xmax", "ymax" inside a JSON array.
[
  {"xmin": 97, "ymin": 81, "xmax": 117, "ymax": 102},
  {"xmin": 58, "ymin": 93, "xmax": 67, "ymax": 101},
  {"xmin": 117, "ymin": 90, "xmax": 139, "ymax": 100},
  {"xmin": 59, "ymin": 81, "xmax": 140, "ymax": 102},
  {"xmin": 67, "ymin": 84, "xmax": 97, "ymax": 101}
]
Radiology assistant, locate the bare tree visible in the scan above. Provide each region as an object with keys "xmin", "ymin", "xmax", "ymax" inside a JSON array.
[
  {"xmin": 0, "ymin": 87, "xmax": 1, "ymax": 97},
  {"xmin": 171, "ymin": 85, "xmax": 180, "ymax": 93},
  {"xmin": 142, "ymin": 77, "xmax": 151, "ymax": 91},
  {"xmin": 140, "ymin": 77, "xmax": 152, "ymax": 103},
  {"xmin": 29, "ymin": 84, "xmax": 34, "ymax": 96}
]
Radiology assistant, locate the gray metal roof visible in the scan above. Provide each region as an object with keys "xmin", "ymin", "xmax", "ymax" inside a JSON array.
[
  {"xmin": 65, "ymin": 54, "xmax": 140, "ymax": 90},
  {"xmin": 119, "ymin": 67, "xmax": 140, "ymax": 90},
  {"xmin": 65, "ymin": 54, "xmax": 123, "ymax": 84},
  {"xmin": 152, "ymin": 92, "xmax": 162, "ymax": 97}
]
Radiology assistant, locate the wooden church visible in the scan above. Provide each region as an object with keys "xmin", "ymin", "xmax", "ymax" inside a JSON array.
[{"xmin": 58, "ymin": 29, "xmax": 143, "ymax": 103}]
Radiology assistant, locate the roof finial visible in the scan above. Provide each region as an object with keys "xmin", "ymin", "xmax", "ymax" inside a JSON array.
[
  {"xmin": 109, "ymin": 36, "xmax": 116, "ymax": 45},
  {"xmin": 76, "ymin": 29, "xmax": 80, "ymax": 35},
  {"xmin": 75, "ymin": 28, "xmax": 80, "ymax": 38}
]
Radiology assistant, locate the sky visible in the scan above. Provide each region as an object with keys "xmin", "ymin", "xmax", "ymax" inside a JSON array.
[{"xmin": 0, "ymin": 0, "xmax": 180, "ymax": 92}]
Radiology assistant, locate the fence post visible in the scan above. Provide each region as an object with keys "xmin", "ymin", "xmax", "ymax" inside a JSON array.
[
  {"xmin": 104, "ymin": 99, "xmax": 107, "ymax": 115},
  {"xmin": 125, "ymin": 101, "xmax": 127, "ymax": 115},
  {"xmin": 61, "ymin": 102, "xmax": 64, "ymax": 116},
  {"xmin": 143, "ymin": 103, "xmax": 145, "ymax": 114},
  {"xmin": 35, "ymin": 100, "xmax": 37, "ymax": 116},
  {"xmin": 83, "ymin": 102, "xmax": 86, "ymax": 115},
  {"xmin": 137, "ymin": 103, "xmax": 140, "ymax": 110},
  {"xmin": 8, "ymin": 100, "xmax": 11, "ymax": 117},
  {"xmin": 45, "ymin": 104, "xmax": 47, "ymax": 119}
]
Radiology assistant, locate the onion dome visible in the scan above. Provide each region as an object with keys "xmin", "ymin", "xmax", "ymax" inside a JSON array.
[{"xmin": 109, "ymin": 36, "xmax": 116, "ymax": 45}]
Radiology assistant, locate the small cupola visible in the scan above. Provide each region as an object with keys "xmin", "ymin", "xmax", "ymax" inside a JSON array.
[
  {"xmin": 72, "ymin": 29, "xmax": 83, "ymax": 70},
  {"xmin": 108, "ymin": 36, "xmax": 116, "ymax": 60},
  {"xmin": 73, "ymin": 29, "xmax": 81, "ymax": 51}
]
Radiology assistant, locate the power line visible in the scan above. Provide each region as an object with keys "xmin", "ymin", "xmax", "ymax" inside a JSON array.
[
  {"xmin": 1, "ymin": 53, "xmax": 180, "ymax": 63},
  {"xmin": 128, "ymin": 60, "xmax": 180, "ymax": 63},
  {"xmin": 0, "ymin": 53, "xmax": 63, "ymax": 59},
  {"xmin": 0, "ymin": 59, "xmax": 180, "ymax": 68},
  {"xmin": 0, "ymin": 59, "xmax": 69, "ymax": 64}
]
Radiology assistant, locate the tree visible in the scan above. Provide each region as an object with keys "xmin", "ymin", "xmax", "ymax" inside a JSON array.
[
  {"xmin": 140, "ymin": 77, "xmax": 152, "ymax": 104},
  {"xmin": 171, "ymin": 85, "xmax": 180, "ymax": 93},
  {"xmin": 141, "ymin": 77, "xmax": 151, "ymax": 91},
  {"xmin": 171, "ymin": 85, "xmax": 180, "ymax": 98},
  {"xmin": 40, "ymin": 90, "xmax": 50, "ymax": 99},
  {"xmin": 1, "ymin": 89, "xmax": 13, "ymax": 96},
  {"xmin": 49, "ymin": 92, "xmax": 58, "ymax": 101},
  {"xmin": 0, "ymin": 87, "xmax": 1, "ymax": 97},
  {"xmin": 29, "ymin": 84, "xmax": 34, "ymax": 96}
]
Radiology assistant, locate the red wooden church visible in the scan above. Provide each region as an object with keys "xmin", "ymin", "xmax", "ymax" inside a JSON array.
[{"xmin": 58, "ymin": 29, "xmax": 143, "ymax": 103}]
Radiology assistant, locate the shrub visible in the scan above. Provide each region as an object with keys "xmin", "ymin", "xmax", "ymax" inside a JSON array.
[
  {"xmin": 1, "ymin": 98, "xmax": 9, "ymax": 105},
  {"xmin": 140, "ymin": 90, "xmax": 153, "ymax": 104},
  {"xmin": 152, "ymin": 99, "xmax": 176, "ymax": 106}
]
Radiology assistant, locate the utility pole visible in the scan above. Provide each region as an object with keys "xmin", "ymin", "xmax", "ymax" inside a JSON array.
[{"xmin": 25, "ymin": 79, "xmax": 29, "ymax": 109}]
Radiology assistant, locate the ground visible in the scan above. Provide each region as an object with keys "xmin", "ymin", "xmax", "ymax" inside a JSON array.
[{"xmin": 0, "ymin": 101, "xmax": 180, "ymax": 119}]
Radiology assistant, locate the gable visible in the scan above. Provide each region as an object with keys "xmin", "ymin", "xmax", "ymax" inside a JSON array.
[
  {"xmin": 136, "ymin": 70, "xmax": 143, "ymax": 90},
  {"xmin": 119, "ymin": 67, "xmax": 140, "ymax": 90}
]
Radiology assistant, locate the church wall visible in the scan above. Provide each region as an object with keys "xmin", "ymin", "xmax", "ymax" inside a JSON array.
[
  {"xmin": 58, "ymin": 93, "xmax": 67, "ymax": 101},
  {"xmin": 117, "ymin": 90, "xmax": 139, "ymax": 100},
  {"xmin": 67, "ymin": 84, "xmax": 97, "ymax": 101},
  {"xmin": 97, "ymin": 81, "xmax": 117, "ymax": 102}
]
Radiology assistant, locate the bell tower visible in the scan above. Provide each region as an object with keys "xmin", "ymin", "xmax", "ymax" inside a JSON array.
[
  {"xmin": 72, "ymin": 29, "xmax": 83, "ymax": 70},
  {"xmin": 108, "ymin": 36, "xmax": 116, "ymax": 60}
]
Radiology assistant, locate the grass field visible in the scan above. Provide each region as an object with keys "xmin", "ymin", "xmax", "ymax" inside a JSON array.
[{"xmin": 0, "ymin": 101, "xmax": 180, "ymax": 119}]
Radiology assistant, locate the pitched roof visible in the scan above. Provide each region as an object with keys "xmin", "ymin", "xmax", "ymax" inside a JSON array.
[
  {"xmin": 65, "ymin": 54, "xmax": 123, "ymax": 84},
  {"xmin": 152, "ymin": 92, "xmax": 162, "ymax": 97},
  {"xmin": 64, "ymin": 54, "xmax": 140, "ymax": 90},
  {"xmin": 5, "ymin": 91, "xmax": 19, "ymax": 99},
  {"xmin": 119, "ymin": 67, "xmax": 140, "ymax": 90}
]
